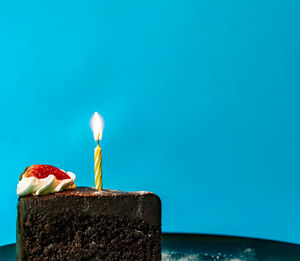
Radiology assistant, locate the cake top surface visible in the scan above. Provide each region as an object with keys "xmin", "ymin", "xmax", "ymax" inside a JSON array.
[{"xmin": 19, "ymin": 186, "xmax": 159, "ymax": 200}]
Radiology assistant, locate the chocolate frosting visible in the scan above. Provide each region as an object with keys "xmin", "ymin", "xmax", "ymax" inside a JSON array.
[{"xmin": 18, "ymin": 186, "xmax": 161, "ymax": 227}]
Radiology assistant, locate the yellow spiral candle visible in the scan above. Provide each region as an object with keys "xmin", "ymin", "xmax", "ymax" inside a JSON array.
[
  {"xmin": 94, "ymin": 136, "xmax": 102, "ymax": 190},
  {"xmin": 91, "ymin": 112, "xmax": 104, "ymax": 191}
]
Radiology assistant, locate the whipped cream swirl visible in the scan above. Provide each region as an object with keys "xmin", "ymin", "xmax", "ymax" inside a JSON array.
[{"xmin": 17, "ymin": 171, "xmax": 76, "ymax": 196}]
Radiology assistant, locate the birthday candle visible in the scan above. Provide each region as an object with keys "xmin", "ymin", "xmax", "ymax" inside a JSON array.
[
  {"xmin": 94, "ymin": 134, "xmax": 102, "ymax": 190},
  {"xmin": 91, "ymin": 112, "xmax": 104, "ymax": 191}
]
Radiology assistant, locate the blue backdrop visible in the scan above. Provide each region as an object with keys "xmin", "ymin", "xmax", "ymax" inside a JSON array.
[{"xmin": 1, "ymin": 0, "xmax": 300, "ymax": 246}]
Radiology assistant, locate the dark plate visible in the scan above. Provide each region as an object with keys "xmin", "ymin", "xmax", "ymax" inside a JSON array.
[
  {"xmin": 162, "ymin": 233, "xmax": 300, "ymax": 260},
  {"xmin": 1, "ymin": 233, "xmax": 300, "ymax": 261}
]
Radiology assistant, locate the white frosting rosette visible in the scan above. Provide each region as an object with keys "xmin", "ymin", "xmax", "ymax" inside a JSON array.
[{"xmin": 17, "ymin": 171, "xmax": 76, "ymax": 196}]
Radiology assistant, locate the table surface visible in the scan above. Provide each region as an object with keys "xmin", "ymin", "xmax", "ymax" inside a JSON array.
[{"xmin": 2, "ymin": 233, "xmax": 300, "ymax": 261}]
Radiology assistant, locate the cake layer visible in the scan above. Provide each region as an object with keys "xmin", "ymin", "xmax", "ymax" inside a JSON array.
[
  {"xmin": 18, "ymin": 187, "xmax": 161, "ymax": 227},
  {"xmin": 17, "ymin": 187, "xmax": 161, "ymax": 260}
]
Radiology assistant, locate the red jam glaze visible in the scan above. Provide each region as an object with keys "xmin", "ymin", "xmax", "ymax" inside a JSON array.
[{"xmin": 25, "ymin": 165, "xmax": 71, "ymax": 180}]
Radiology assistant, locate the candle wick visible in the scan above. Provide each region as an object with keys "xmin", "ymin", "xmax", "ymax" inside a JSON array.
[{"xmin": 97, "ymin": 133, "xmax": 101, "ymax": 146}]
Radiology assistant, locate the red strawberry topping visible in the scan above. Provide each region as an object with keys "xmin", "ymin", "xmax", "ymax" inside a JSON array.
[{"xmin": 23, "ymin": 164, "xmax": 71, "ymax": 180}]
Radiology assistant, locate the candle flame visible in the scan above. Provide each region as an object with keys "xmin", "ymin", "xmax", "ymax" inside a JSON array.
[{"xmin": 90, "ymin": 112, "xmax": 104, "ymax": 141}]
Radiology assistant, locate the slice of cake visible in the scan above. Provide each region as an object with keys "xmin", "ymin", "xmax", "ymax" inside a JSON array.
[{"xmin": 17, "ymin": 165, "xmax": 161, "ymax": 260}]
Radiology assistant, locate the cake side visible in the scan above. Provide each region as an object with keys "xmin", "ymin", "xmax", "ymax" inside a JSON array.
[{"xmin": 17, "ymin": 187, "xmax": 161, "ymax": 261}]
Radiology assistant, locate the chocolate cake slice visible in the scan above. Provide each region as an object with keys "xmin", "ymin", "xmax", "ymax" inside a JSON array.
[{"xmin": 17, "ymin": 187, "xmax": 161, "ymax": 261}]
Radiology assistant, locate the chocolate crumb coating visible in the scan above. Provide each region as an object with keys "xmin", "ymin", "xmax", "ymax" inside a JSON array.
[{"xmin": 17, "ymin": 187, "xmax": 161, "ymax": 261}]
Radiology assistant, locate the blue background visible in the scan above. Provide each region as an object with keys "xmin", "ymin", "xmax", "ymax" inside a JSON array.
[{"xmin": 1, "ymin": 0, "xmax": 300, "ymax": 246}]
